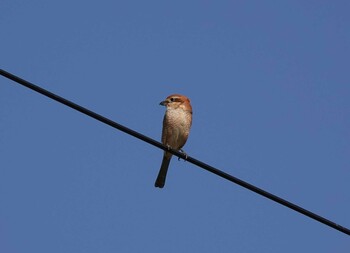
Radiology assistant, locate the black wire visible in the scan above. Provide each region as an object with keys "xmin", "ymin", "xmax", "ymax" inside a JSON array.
[{"xmin": 1, "ymin": 69, "xmax": 349, "ymax": 236}]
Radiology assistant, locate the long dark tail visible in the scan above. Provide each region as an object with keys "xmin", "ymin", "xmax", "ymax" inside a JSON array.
[{"xmin": 154, "ymin": 154, "xmax": 172, "ymax": 188}]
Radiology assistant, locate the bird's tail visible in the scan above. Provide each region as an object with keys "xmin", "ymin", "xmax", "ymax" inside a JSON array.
[{"xmin": 154, "ymin": 154, "xmax": 172, "ymax": 188}]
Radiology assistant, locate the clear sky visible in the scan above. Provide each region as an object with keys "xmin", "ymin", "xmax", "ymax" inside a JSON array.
[{"xmin": 1, "ymin": 1, "xmax": 349, "ymax": 252}]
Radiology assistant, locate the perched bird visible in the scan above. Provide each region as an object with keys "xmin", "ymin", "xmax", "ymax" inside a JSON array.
[{"xmin": 155, "ymin": 94, "xmax": 193, "ymax": 188}]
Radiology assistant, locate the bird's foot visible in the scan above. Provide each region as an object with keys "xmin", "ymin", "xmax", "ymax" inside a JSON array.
[{"xmin": 178, "ymin": 149, "xmax": 188, "ymax": 161}]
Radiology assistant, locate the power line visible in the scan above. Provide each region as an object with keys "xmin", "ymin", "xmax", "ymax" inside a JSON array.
[{"xmin": 1, "ymin": 68, "xmax": 349, "ymax": 236}]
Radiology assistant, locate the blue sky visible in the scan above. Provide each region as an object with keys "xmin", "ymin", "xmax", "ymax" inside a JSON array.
[{"xmin": 1, "ymin": 1, "xmax": 349, "ymax": 252}]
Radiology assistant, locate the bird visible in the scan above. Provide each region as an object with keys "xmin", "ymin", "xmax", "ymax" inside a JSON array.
[{"xmin": 155, "ymin": 94, "xmax": 193, "ymax": 188}]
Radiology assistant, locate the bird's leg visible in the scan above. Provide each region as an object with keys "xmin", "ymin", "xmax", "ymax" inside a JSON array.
[{"xmin": 178, "ymin": 149, "xmax": 188, "ymax": 161}]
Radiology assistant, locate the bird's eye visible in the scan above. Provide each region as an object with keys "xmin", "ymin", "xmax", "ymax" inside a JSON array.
[{"xmin": 170, "ymin": 97, "xmax": 175, "ymax": 102}]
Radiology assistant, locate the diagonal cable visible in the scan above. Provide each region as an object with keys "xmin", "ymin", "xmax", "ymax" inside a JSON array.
[{"xmin": 1, "ymin": 69, "xmax": 349, "ymax": 236}]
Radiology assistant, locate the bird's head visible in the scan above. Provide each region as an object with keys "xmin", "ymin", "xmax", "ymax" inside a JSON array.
[{"xmin": 160, "ymin": 94, "xmax": 192, "ymax": 112}]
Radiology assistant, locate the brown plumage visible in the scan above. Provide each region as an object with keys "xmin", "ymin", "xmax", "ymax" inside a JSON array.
[{"xmin": 155, "ymin": 94, "xmax": 193, "ymax": 188}]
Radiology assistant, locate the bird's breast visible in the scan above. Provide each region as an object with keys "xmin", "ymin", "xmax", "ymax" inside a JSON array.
[{"xmin": 163, "ymin": 108, "xmax": 192, "ymax": 149}]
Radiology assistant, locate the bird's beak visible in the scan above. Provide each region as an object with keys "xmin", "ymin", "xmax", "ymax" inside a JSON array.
[{"xmin": 159, "ymin": 100, "xmax": 167, "ymax": 106}]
